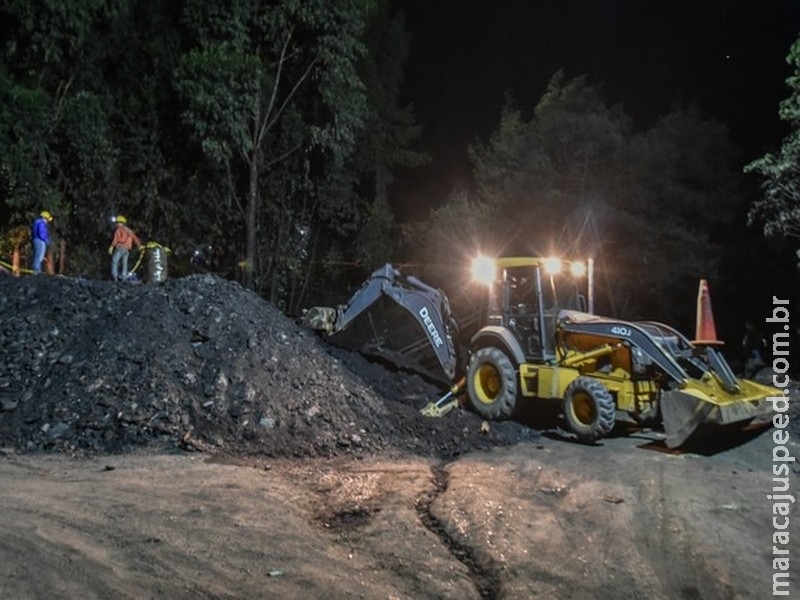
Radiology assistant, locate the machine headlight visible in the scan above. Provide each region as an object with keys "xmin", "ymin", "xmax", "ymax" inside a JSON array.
[
  {"xmin": 569, "ymin": 261, "xmax": 586, "ymax": 277},
  {"xmin": 544, "ymin": 257, "xmax": 562, "ymax": 274},
  {"xmin": 472, "ymin": 255, "xmax": 496, "ymax": 285}
]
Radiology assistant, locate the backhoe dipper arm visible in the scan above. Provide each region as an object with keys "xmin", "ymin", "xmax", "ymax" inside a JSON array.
[
  {"xmin": 302, "ymin": 264, "xmax": 459, "ymax": 381},
  {"xmin": 332, "ymin": 264, "xmax": 404, "ymax": 331}
]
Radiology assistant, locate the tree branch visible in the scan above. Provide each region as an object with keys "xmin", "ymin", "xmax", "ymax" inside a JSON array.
[
  {"xmin": 257, "ymin": 27, "xmax": 293, "ymax": 147},
  {"xmin": 264, "ymin": 141, "xmax": 303, "ymax": 169},
  {"xmin": 257, "ymin": 29, "xmax": 319, "ymax": 147}
]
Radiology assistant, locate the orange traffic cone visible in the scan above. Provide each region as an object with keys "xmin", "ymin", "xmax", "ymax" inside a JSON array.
[{"xmin": 693, "ymin": 279, "xmax": 723, "ymax": 345}]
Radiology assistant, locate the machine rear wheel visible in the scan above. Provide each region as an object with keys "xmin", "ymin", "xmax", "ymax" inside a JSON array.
[
  {"xmin": 562, "ymin": 377, "xmax": 616, "ymax": 443},
  {"xmin": 467, "ymin": 347, "xmax": 518, "ymax": 419}
]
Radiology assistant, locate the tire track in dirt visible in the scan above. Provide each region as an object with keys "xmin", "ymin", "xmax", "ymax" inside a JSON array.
[{"xmin": 415, "ymin": 463, "xmax": 503, "ymax": 598}]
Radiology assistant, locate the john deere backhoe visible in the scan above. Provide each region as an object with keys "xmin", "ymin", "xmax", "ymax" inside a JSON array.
[{"xmin": 302, "ymin": 257, "xmax": 777, "ymax": 448}]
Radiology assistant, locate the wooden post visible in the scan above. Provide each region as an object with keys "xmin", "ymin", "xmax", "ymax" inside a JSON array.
[
  {"xmin": 59, "ymin": 239, "xmax": 66, "ymax": 274},
  {"xmin": 12, "ymin": 247, "xmax": 20, "ymax": 277},
  {"xmin": 45, "ymin": 251, "xmax": 54, "ymax": 274}
]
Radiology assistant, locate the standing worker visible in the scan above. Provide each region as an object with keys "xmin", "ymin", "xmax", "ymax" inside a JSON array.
[
  {"xmin": 31, "ymin": 210, "xmax": 54, "ymax": 274},
  {"xmin": 108, "ymin": 215, "xmax": 142, "ymax": 282}
]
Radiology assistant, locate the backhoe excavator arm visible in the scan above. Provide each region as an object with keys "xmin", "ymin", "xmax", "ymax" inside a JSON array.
[{"xmin": 302, "ymin": 264, "xmax": 459, "ymax": 382}]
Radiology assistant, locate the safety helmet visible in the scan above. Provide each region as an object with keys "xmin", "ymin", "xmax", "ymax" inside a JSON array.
[
  {"xmin": 40, "ymin": 210, "xmax": 53, "ymax": 222},
  {"xmin": 115, "ymin": 215, "xmax": 128, "ymax": 224}
]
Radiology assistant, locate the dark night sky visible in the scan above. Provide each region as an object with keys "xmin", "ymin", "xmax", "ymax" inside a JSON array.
[{"xmin": 391, "ymin": 0, "xmax": 800, "ymax": 220}]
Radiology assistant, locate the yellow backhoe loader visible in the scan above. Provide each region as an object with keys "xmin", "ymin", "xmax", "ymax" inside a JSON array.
[{"xmin": 303, "ymin": 257, "xmax": 778, "ymax": 448}]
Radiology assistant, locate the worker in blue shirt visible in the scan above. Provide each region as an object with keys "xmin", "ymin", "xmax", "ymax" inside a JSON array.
[{"xmin": 31, "ymin": 210, "xmax": 53, "ymax": 273}]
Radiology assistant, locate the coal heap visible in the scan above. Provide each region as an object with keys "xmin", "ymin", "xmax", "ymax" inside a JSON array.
[{"xmin": 0, "ymin": 274, "xmax": 534, "ymax": 458}]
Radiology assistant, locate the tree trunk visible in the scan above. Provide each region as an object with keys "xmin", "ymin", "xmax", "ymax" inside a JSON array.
[
  {"xmin": 269, "ymin": 214, "xmax": 287, "ymax": 305},
  {"xmin": 375, "ymin": 160, "xmax": 388, "ymax": 207},
  {"xmin": 290, "ymin": 226, "xmax": 321, "ymax": 315},
  {"xmin": 245, "ymin": 152, "xmax": 258, "ymax": 290}
]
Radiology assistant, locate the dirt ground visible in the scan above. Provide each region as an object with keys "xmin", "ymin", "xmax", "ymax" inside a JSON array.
[{"xmin": 1, "ymin": 422, "xmax": 796, "ymax": 600}]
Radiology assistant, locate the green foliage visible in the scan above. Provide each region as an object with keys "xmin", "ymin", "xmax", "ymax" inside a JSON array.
[
  {"xmin": 174, "ymin": 0, "xmax": 372, "ymax": 294},
  {"xmin": 61, "ymin": 91, "xmax": 117, "ymax": 192},
  {"xmin": 0, "ymin": 70, "xmax": 56, "ymax": 220},
  {"xmin": 745, "ymin": 34, "xmax": 800, "ymax": 239},
  {"xmin": 470, "ymin": 75, "xmax": 632, "ymax": 255},
  {"xmin": 469, "ymin": 94, "xmax": 529, "ymax": 209},
  {"xmin": 340, "ymin": 0, "xmax": 428, "ymax": 272},
  {"xmin": 355, "ymin": 195, "xmax": 395, "ymax": 268},
  {"xmin": 0, "ymin": 1, "xmax": 751, "ymax": 330},
  {"xmin": 615, "ymin": 105, "xmax": 737, "ymax": 321},
  {"xmin": 353, "ymin": 1, "xmax": 428, "ymax": 174},
  {"xmin": 0, "ymin": 0, "xmax": 173, "ymax": 273},
  {"xmin": 4, "ymin": 0, "xmax": 117, "ymax": 74},
  {"xmin": 0, "ymin": 0, "xmax": 421, "ymax": 299},
  {"xmin": 401, "ymin": 189, "xmax": 497, "ymax": 267},
  {"xmin": 417, "ymin": 73, "xmax": 742, "ymax": 326},
  {"xmin": 175, "ymin": 48, "xmax": 261, "ymax": 165}
]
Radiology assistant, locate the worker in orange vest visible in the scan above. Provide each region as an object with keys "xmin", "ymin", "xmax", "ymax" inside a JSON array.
[{"xmin": 108, "ymin": 215, "xmax": 142, "ymax": 282}]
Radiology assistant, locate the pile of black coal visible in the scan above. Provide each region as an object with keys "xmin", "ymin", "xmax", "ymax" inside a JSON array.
[{"xmin": 0, "ymin": 274, "xmax": 534, "ymax": 458}]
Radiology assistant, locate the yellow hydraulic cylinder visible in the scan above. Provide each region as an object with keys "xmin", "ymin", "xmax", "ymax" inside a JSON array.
[{"xmin": 561, "ymin": 344, "xmax": 616, "ymax": 368}]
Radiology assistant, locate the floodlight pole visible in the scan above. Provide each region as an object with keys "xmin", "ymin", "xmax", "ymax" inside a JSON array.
[{"xmin": 587, "ymin": 258, "xmax": 595, "ymax": 314}]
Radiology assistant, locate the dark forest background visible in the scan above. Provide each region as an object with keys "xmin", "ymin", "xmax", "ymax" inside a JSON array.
[{"xmin": 1, "ymin": 0, "xmax": 798, "ymax": 365}]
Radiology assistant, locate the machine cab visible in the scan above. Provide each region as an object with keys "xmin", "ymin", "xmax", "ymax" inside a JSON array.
[{"xmin": 475, "ymin": 256, "xmax": 592, "ymax": 361}]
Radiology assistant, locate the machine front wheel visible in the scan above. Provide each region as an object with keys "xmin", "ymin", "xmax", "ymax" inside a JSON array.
[
  {"xmin": 466, "ymin": 347, "xmax": 518, "ymax": 420},
  {"xmin": 562, "ymin": 377, "xmax": 616, "ymax": 443}
]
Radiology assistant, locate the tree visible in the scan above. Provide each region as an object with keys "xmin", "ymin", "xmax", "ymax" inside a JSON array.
[
  {"xmin": 413, "ymin": 72, "xmax": 743, "ymax": 327},
  {"xmin": 0, "ymin": 0, "xmax": 111, "ymax": 223},
  {"xmin": 280, "ymin": 1, "xmax": 431, "ymax": 315},
  {"xmin": 618, "ymin": 104, "xmax": 739, "ymax": 324},
  {"xmin": 350, "ymin": 1, "xmax": 428, "ymax": 267},
  {"xmin": 174, "ymin": 0, "xmax": 372, "ymax": 294},
  {"xmin": 745, "ymin": 34, "xmax": 800, "ymax": 240},
  {"xmin": 0, "ymin": 0, "xmax": 184, "ymax": 276},
  {"xmin": 0, "ymin": 0, "xmax": 426, "ymax": 297},
  {"xmin": 469, "ymin": 74, "xmax": 632, "ymax": 257}
]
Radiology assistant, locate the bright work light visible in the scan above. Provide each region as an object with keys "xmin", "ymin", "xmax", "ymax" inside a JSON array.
[
  {"xmin": 544, "ymin": 257, "xmax": 562, "ymax": 274},
  {"xmin": 570, "ymin": 261, "xmax": 586, "ymax": 277},
  {"xmin": 472, "ymin": 254, "xmax": 496, "ymax": 285}
]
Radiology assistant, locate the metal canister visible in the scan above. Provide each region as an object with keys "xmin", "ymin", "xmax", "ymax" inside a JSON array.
[{"xmin": 146, "ymin": 243, "xmax": 168, "ymax": 283}]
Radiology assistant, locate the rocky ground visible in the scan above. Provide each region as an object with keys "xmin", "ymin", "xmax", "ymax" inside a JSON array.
[{"xmin": 1, "ymin": 273, "xmax": 797, "ymax": 599}]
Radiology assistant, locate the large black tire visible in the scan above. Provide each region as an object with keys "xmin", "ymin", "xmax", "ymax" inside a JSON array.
[
  {"xmin": 562, "ymin": 377, "xmax": 616, "ymax": 443},
  {"xmin": 466, "ymin": 347, "xmax": 518, "ymax": 420}
]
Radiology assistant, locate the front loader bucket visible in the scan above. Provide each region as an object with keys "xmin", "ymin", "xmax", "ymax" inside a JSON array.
[
  {"xmin": 660, "ymin": 391, "xmax": 715, "ymax": 448},
  {"xmin": 660, "ymin": 383, "xmax": 776, "ymax": 448}
]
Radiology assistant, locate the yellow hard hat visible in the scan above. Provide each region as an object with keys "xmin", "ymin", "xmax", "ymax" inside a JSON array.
[
  {"xmin": 40, "ymin": 210, "xmax": 53, "ymax": 222},
  {"xmin": 115, "ymin": 215, "xmax": 127, "ymax": 224}
]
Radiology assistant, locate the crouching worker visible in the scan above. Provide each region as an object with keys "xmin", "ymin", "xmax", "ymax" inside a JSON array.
[{"xmin": 108, "ymin": 215, "xmax": 142, "ymax": 281}]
